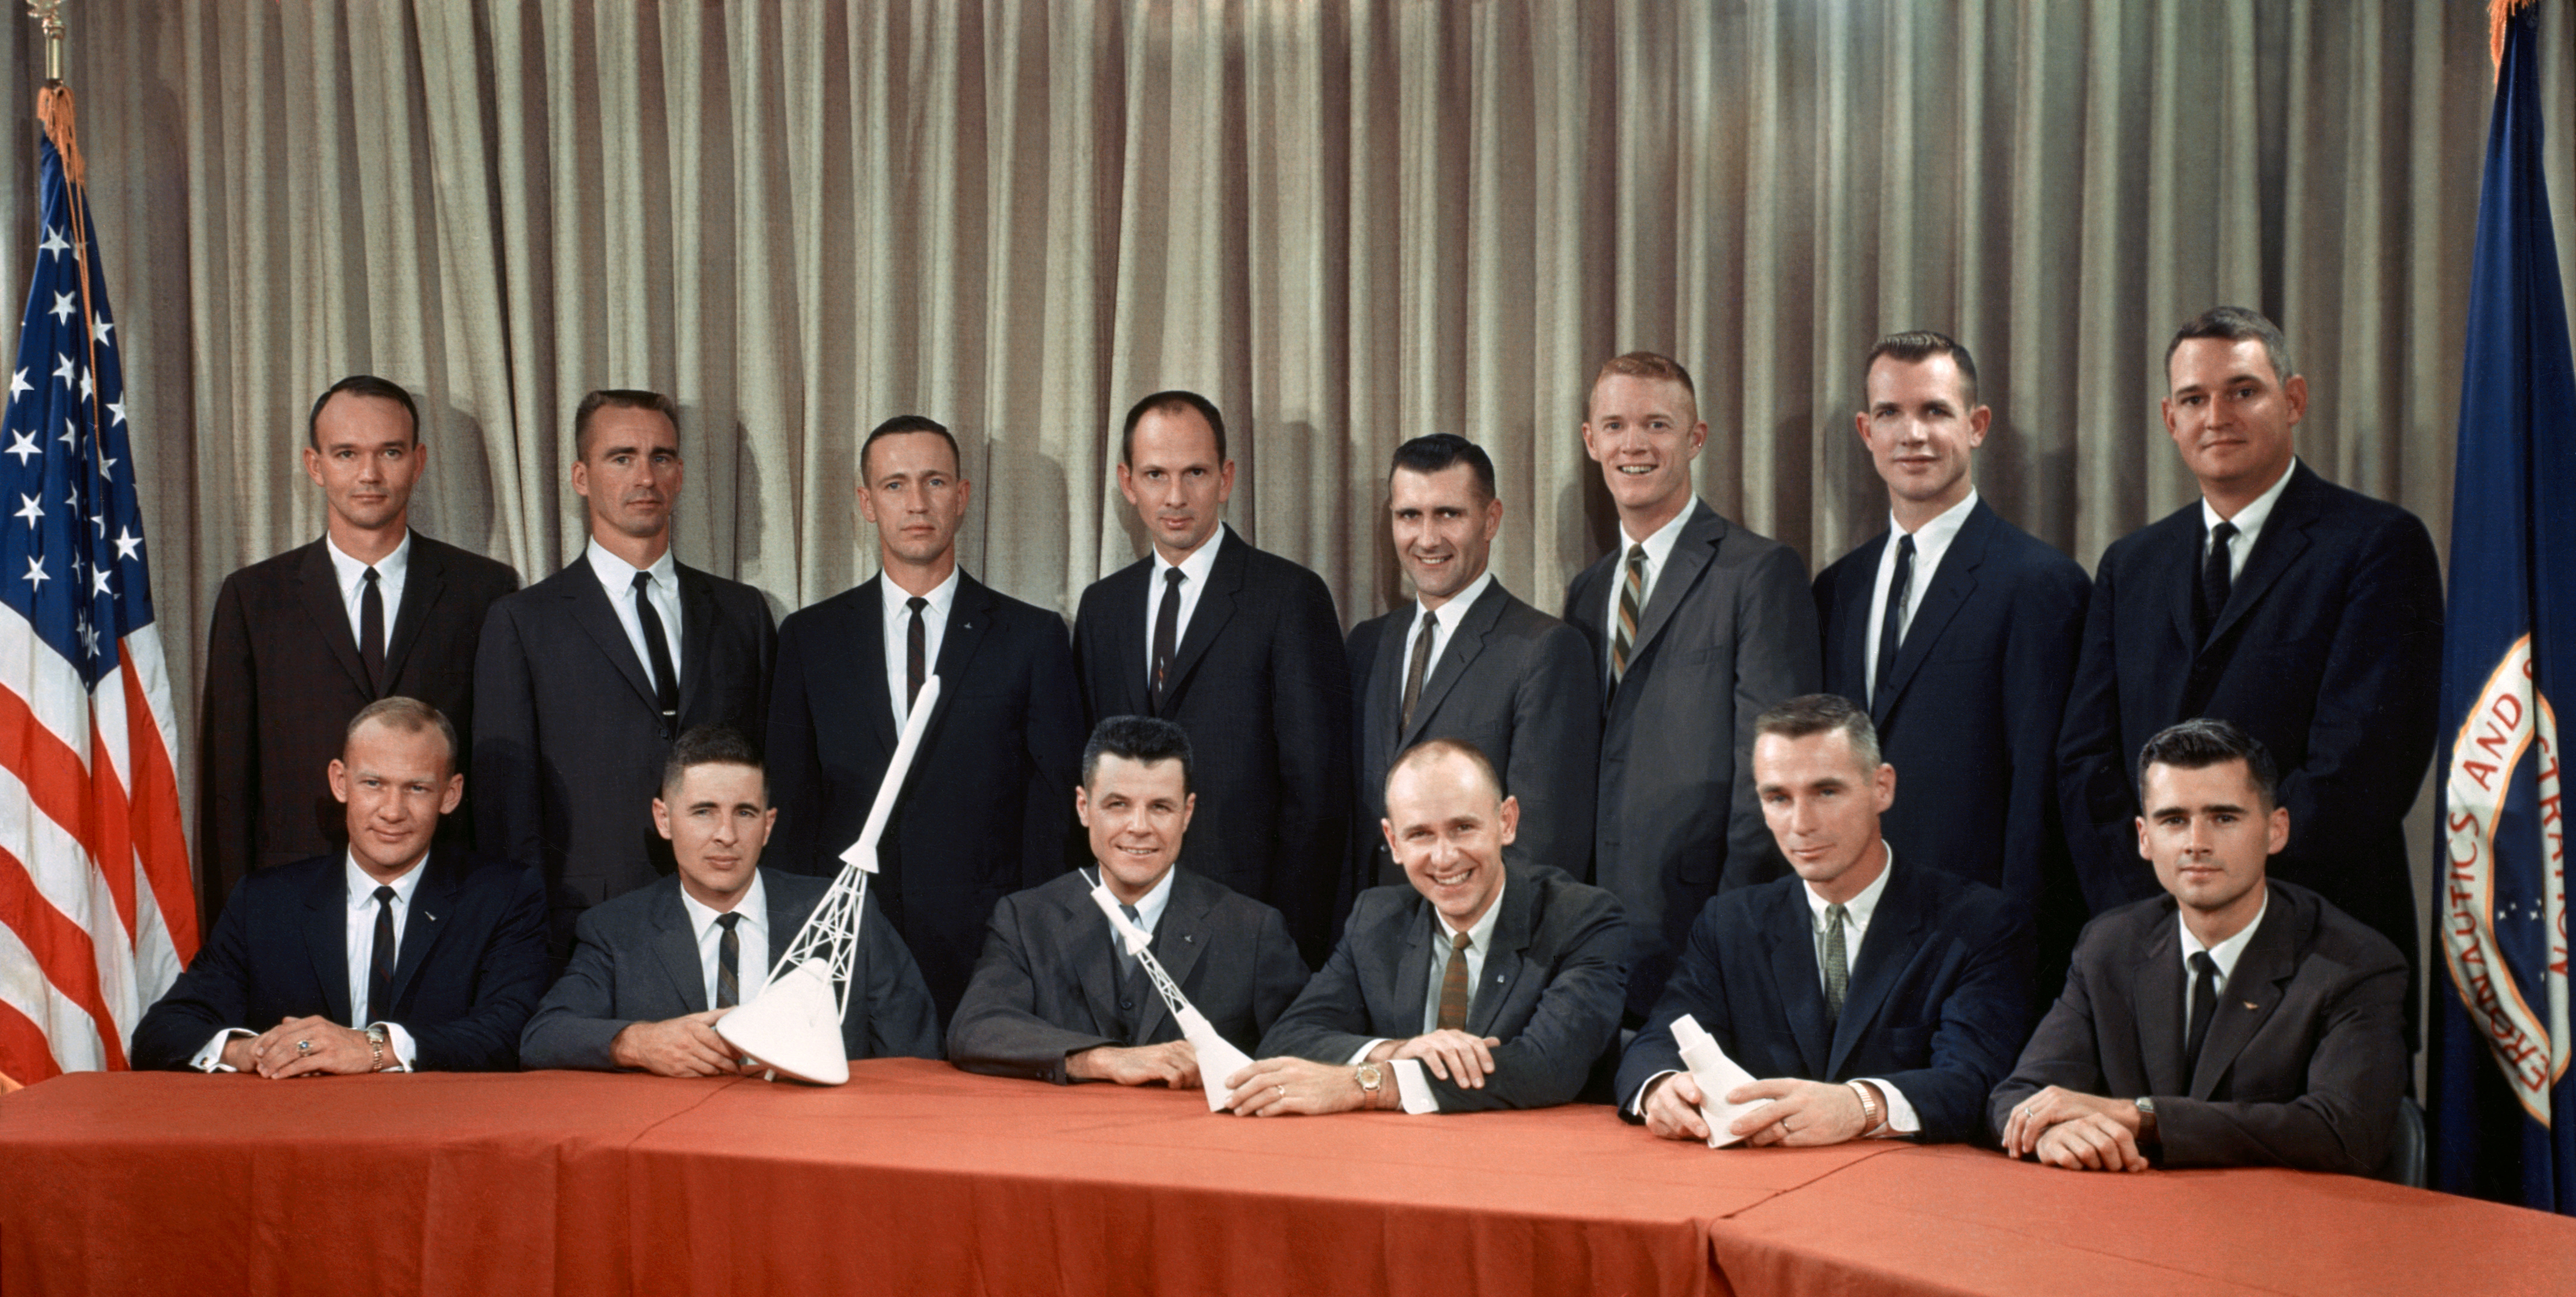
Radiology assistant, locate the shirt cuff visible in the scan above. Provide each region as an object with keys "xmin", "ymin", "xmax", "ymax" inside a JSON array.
[
  {"xmin": 375, "ymin": 1022, "xmax": 419, "ymax": 1072},
  {"xmin": 1630, "ymin": 1068, "xmax": 1682, "ymax": 1118},
  {"xmin": 1388, "ymin": 1058, "xmax": 1440, "ymax": 1114},
  {"xmin": 190, "ymin": 1029, "xmax": 254, "ymax": 1072},
  {"xmin": 1347, "ymin": 1039, "xmax": 1388, "ymax": 1067},
  {"xmin": 1856, "ymin": 1077, "xmax": 1919, "ymax": 1136}
]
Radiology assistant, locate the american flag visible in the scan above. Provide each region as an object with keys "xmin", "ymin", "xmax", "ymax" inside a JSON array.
[{"xmin": 0, "ymin": 104, "xmax": 195, "ymax": 1086}]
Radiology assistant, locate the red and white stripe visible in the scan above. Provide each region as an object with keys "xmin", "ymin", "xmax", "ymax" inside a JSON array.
[{"xmin": 0, "ymin": 600, "xmax": 195, "ymax": 1083}]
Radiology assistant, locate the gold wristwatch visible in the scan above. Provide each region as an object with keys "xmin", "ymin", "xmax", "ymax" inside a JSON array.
[
  {"xmin": 364, "ymin": 1025, "xmax": 390, "ymax": 1072},
  {"xmin": 1354, "ymin": 1062, "xmax": 1384, "ymax": 1107}
]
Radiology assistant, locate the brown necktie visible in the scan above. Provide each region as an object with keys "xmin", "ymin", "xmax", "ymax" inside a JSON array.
[
  {"xmin": 1436, "ymin": 932, "xmax": 1473, "ymax": 1031},
  {"xmin": 1399, "ymin": 606, "xmax": 1436, "ymax": 736},
  {"xmin": 1610, "ymin": 544, "xmax": 1646, "ymax": 686}
]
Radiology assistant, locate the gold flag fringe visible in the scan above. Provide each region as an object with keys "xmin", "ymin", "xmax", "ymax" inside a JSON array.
[
  {"xmin": 36, "ymin": 83, "xmax": 80, "ymax": 189},
  {"xmin": 2493, "ymin": 0, "xmax": 2541, "ymax": 78}
]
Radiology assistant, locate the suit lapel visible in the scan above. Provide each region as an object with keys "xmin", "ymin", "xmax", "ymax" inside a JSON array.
[
  {"xmin": 380, "ymin": 533, "xmax": 439, "ymax": 687},
  {"xmin": 1135, "ymin": 872, "xmax": 1216, "ymax": 1043},
  {"xmin": 1765, "ymin": 885, "xmax": 1830, "ymax": 1077},
  {"xmin": 1068, "ymin": 887, "xmax": 1135, "ymax": 1043},
  {"xmin": 1874, "ymin": 507, "xmax": 1989, "ymax": 724},
  {"xmin": 1392, "ymin": 902, "xmax": 1436, "ymax": 1033},
  {"xmin": 928, "ymin": 576, "xmax": 997, "ymax": 726},
  {"xmin": 562, "ymin": 563, "xmax": 660, "ymax": 710},
  {"xmin": 763, "ymin": 872, "xmax": 807, "ymax": 984},
  {"xmin": 1160, "ymin": 527, "xmax": 1245, "ymax": 709},
  {"xmin": 1403, "ymin": 583, "xmax": 1503, "ymax": 746},
  {"xmin": 674, "ymin": 564, "xmax": 720, "ymax": 721},
  {"xmin": 847, "ymin": 579, "xmax": 899, "ymax": 754},
  {"xmin": 1828, "ymin": 864, "xmax": 1926, "ymax": 1076},
  {"xmin": 1628, "ymin": 504, "xmax": 1722, "ymax": 671},
  {"xmin": 652, "ymin": 882, "xmax": 710, "ymax": 1014},
  {"xmin": 297, "ymin": 541, "xmax": 375, "ymax": 698},
  {"xmin": 1465, "ymin": 869, "xmax": 1533, "ymax": 1036},
  {"xmin": 1834, "ymin": 533, "xmax": 1885, "ymax": 704},
  {"xmin": 2203, "ymin": 465, "xmax": 2317, "ymax": 653},
  {"xmin": 2132, "ymin": 911, "xmax": 2188, "ymax": 1096},
  {"xmin": 2190, "ymin": 890, "xmax": 2299, "ymax": 1098},
  {"xmin": 1366, "ymin": 607, "xmax": 1413, "ymax": 758},
  {"xmin": 1101, "ymin": 563, "xmax": 1154, "ymax": 716},
  {"xmin": 384, "ymin": 854, "xmax": 454, "ymax": 1011},
  {"xmin": 303, "ymin": 862, "xmax": 353, "ymax": 1024}
]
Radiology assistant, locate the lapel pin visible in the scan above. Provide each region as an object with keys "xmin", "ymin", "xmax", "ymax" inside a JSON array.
[{"xmin": 2241, "ymin": 1000, "xmax": 2257, "ymax": 1010}]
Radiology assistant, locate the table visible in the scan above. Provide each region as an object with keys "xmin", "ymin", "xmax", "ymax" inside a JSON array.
[{"xmin": 4, "ymin": 1059, "xmax": 2571, "ymax": 1296}]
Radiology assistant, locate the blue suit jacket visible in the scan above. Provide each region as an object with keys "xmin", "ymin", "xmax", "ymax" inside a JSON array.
[
  {"xmin": 1615, "ymin": 858, "xmax": 2032, "ymax": 1144},
  {"xmin": 131, "ymin": 851, "xmax": 549, "ymax": 1072},
  {"xmin": 1814, "ymin": 499, "xmax": 2089, "ymax": 903}
]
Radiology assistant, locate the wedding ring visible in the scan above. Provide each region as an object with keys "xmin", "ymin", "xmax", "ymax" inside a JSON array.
[
  {"xmin": 1275, "ymin": 1085, "xmax": 1285, "ymax": 1099},
  {"xmin": 296, "ymin": 1039, "xmax": 312, "ymax": 1054}
]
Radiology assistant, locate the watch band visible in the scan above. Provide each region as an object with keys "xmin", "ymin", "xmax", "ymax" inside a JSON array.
[{"xmin": 1847, "ymin": 1080, "xmax": 1882, "ymax": 1135}]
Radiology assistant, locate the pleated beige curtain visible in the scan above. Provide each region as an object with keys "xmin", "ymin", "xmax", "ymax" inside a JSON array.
[{"xmin": 0, "ymin": 1, "xmax": 2553, "ymax": 831}]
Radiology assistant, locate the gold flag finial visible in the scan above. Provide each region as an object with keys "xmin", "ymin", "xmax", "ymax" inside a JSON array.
[{"xmin": 25, "ymin": 0, "xmax": 63, "ymax": 84}]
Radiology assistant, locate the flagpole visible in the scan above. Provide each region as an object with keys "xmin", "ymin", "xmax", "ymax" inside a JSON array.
[{"xmin": 27, "ymin": 0, "xmax": 63, "ymax": 85}]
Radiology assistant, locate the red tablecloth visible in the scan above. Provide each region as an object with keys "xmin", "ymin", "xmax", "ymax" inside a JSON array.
[{"xmin": 4, "ymin": 1059, "xmax": 2571, "ymax": 1296}]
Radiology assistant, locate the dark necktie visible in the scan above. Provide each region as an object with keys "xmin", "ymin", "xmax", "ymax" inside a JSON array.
[
  {"xmin": 367, "ymin": 885, "xmax": 396, "ymax": 1022},
  {"xmin": 714, "ymin": 912, "xmax": 741, "ymax": 1010},
  {"xmin": 1399, "ymin": 606, "xmax": 1437, "ymax": 736},
  {"xmin": 632, "ymin": 571, "xmax": 680, "ymax": 724},
  {"xmin": 1436, "ymin": 932, "xmax": 1474, "ymax": 1031},
  {"xmin": 1116, "ymin": 902, "xmax": 1145, "ymax": 1032},
  {"xmin": 1872, "ymin": 534, "xmax": 1915, "ymax": 709},
  {"xmin": 1822, "ymin": 903, "xmax": 1850, "ymax": 1024},
  {"xmin": 905, "ymin": 595, "xmax": 928, "ymax": 710},
  {"xmin": 2183, "ymin": 950, "xmax": 2220, "ymax": 1080},
  {"xmin": 2197, "ymin": 520, "xmax": 2237, "ymax": 642},
  {"xmin": 1152, "ymin": 567, "xmax": 1184, "ymax": 710},
  {"xmin": 1609, "ymin": 544, "xmax": 1646, "ymax": 687},
  {"xmin": 358, "ymin": 566, "xmax": 385, "ymax": 695}
]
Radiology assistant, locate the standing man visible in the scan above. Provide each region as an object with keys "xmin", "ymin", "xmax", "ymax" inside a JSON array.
[
  {"xmin": 947, "ymin": 716, "xmax": 1310, "ymax": 1086},
  {"xmin": 2057, "ymin": 308, "xmax": 2443, "ymax": 1018},
  {"xmin": 474, "ymin": 390, "xmax": 777, "ymax": 947},
  {"xmin": 1995, "ymin": 719, "xmax": 2406, "ymax": 1175},
  {"xmin": 766, "ymin": 415, "xmax": 1085, "ymax": 1025},
  {"xmin": 197, "ymin": 375, "xmax": 520, "ymax": 929},
  {"xmin": 1812, "ymin": 332, "xmax": 2089, "ymax": 966},
  {"xmin": 1346, "ymin": 434, "xmax": 1597, "ymax": 890},
  {"xmin": 1564, "ymin": 352, "xmax": 1820, "ymax": 1023},
  {"xmin": 1073, "ymin": 390, "xmax": 1352, "ymax": 966},
  {"xmin": 519, "ymin": 725, "xmax": 939, "ymax": 1074}
]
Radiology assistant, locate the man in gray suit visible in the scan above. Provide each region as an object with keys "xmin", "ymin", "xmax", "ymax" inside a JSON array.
[
  {"xmin": 519, "ymin": 726, "xmax": 938, "ymax": 1073},
  {"xmin": 1991, "ymin": 719, "xmax": 2406, "ymax": 1175},
  {"xmin": 1347, "ymin": 434, "xmax": 1597, "ymax": 891},
  {"xmin": 947, "ymin": 716, "xmax": 1310, "ymax": 1086},
  {"xmin": 1562, "ymin": 352, "xmax": 1822, "ymax": 1023},
  {"xmin": 1228, "ymin": 740, "xmax": 1627, "ymax": 1115}
]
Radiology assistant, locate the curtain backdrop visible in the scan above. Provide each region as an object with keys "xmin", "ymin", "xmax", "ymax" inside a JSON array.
[{"xmin": 0, "ymin": 0, "xmax": 2557, "ymax": 857}]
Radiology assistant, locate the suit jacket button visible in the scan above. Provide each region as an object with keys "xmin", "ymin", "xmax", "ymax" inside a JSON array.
[{"xmin": 1120, "ymin": 999, "xmax": 1135, "ymax": 1010}]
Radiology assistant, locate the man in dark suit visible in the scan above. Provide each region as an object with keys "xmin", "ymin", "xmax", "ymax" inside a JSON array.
[
  {"xmin": 520, "ymin": 725, "xmax": 938, "ymax": 1073},
  {"xmin": 197, "ymin": 375, "xmax": 521, "ymax": 931},
  {"xmin": 474, "ymin": 390, "xmax": 778, "ymax": 947},
  {"xmin": 948, "ymin": 716, "xmax": 1310, "ymax": 1085},
  {"xmin": 1618, "ymin": 695, "xmax": 2030, "ymax": 1147},
  {"xmin": 767, "ymin": 416, "xmax": 1085, "ymax": 1025},
  {"xmin": 1996, "ymin": 719, "xmax": 2406, "ymax": 1175},
  {"xmin": 2057, "ymin": 308, "xmax": 2443, "ymax": 1020},
  {"xmin": 1228, "ymin": 740, "xmax": 1627, "ymax": 1114},
  {"xmin": 1346, "ymin": 434, "xmax": 1596, "ymax": 891},
  {"xmin": 1073, "ymin": 390, "xmax": 1351, "ymax": 966},
  {"xmin": 1563, "ymin": 352, "xmax": 1821, "ymax": 1023},
  {"xmin": 134, "ymin": 698, "xmax": 547, "ymax": 1073}
]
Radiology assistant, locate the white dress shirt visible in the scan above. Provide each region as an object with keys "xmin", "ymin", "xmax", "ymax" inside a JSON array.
[
  {"xmin": 1093, "ymin": 865, "xmax": 1177, "ymax": 939},
  {"xmin": 2178, "ymin": 888, "xmax": 2270, "ymax": 1037},
  {"xmin": 679, "ymin": 872, "xmax": 772, "ymax": 1011},
  {"xmin": 584, "ymin": 538, "xmax": 684, "ymax": 694},
  {"xmin": 1401, "ymin": 569, "xmax": 1496, "ymax": 696},
  {"xmin": 1600, "ymin": 504, "xmax": 1694, "ymax": 676},
  {"xmin": 2198, "ymin": 456, "xmax": 2299, "ymax": 582},
  {"xmin": 879, "ymin": 568, "xmax": 960, "ymax": 727},
  {"xmin": 1143, "ymin": 526, "xmax": 1227, "ymax": 687},
  {"xmin": 187, "ymin": 852, "xmax": 429, "ymax": 1073},
  {"xmin": 1861, "ymin": 489, "xmax": 1978, "ymax": 701},
  {"xmin": 322, "ymin": 530, "xmax": 411, "ymax": 649},
  {"xmin": 1348, "ymin": 872, "xmax": 1510, "ymax": 1115}
]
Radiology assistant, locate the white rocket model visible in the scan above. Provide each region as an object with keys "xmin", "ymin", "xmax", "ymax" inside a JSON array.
[{"xmin": 1088, "ymin": 882, "xmax": 1255, "ymax": 1112}]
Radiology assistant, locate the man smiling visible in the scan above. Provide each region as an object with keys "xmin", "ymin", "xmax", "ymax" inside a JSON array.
[{"xmin": 1229, "ymin": 739, "xmax": 1626, "ymax": 1115}]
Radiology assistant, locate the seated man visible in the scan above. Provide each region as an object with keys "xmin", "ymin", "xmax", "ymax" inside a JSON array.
[
  {"xmin": 133, "ymin": 698, "xmax": 547, "ymax": 1074},
  {"xmin": 1229, "ymin": 738, "xmax": 1626, "ymax": 1114},
  {"xmin": 948, "ymin": 716, "xmax": 1309, "ymax": 1086},
  {"xmin": 519, "ymin": 725, "xmax": 939, "ymax": 1073},
  {"xmin": 1992, "ymin": 718, "xmax": 2406, "ymax": 1174},
  {"xmin": 1617, "ymin": 694, "xmax": 2030, "ymax": 1145}
]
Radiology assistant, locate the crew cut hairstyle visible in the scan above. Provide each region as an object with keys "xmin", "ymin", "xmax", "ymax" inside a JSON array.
[
  {"xmin": 1388, "ymin": 433, "xmax": 1497, "ymax": 501},
  {"xmin": 2136, "ymin": 716, "xmax": 2281, "ymax": 810},
  {"xmin": 1083, "ymin": 715, "xmax": 1196, "ymax": 796},
  {"xmin": 661, "ymin": 723, "xmax": 767, "ymax": 802},
  {"xmin": 1119, "ymin": 389, "xmax": 1229, "ymax": 466},
  {"xmin": 1753, "ymin": 693, "xmax": 1882, "ymax": 771},
  {"xmin": 860, "ymin": 414, "xmax": 960, "ymax": 483},
  {"xmin": 345, "ymin": 696, "xmax": 459, "ymax": 776},
  {"xmin": 572, "ymin": 388, "xmax": 682, "ymax": 461},
  {"xmin": 2165, "ymin": 305, "xmax": 2296, "ymax": 386},
  {"xmin": 1387, "ymin": 736, "xmax": 1505, "ymax": 804},
  {"xmin": 1863, "ymin": 330, "xmax": 1980, "ymax": 408},
  {"xmin": 307, "ymin": 375, "xmax": 420, "ymax": 451},
  {"xmin": 1592, "ymin": 351, "xmax": 1698, "ymax": 406}
]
